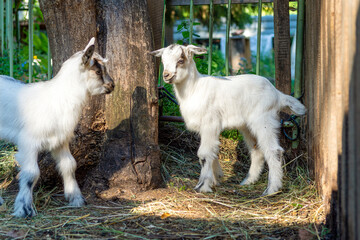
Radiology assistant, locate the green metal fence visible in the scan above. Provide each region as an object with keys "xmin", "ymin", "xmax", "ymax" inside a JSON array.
[
  {"xmin": 159, "ymin": 0, "xmax": 302, "ymax": 89},
  {"xmin": 0, "ymin": 0, "xmax": 51, "ymax": 81}
]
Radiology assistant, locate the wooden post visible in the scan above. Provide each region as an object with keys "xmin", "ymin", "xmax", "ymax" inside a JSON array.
[{"xmin": 273, "ymin": 0, "xmax": 291, "ymax": 95}]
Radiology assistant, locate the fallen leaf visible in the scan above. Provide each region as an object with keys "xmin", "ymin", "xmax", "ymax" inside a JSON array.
[{"xmin": 160, "ymin": 212, "xmax": 171, "ymax": 219}]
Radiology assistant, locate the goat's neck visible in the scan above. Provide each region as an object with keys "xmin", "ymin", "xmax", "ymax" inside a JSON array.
[
  {"xmin": 51, "ymin": 62, "xmax": 89, "ymax": 115},
  {"xmin": 174, "ymin": 62, "xmax": 201, "ymax": 103}
]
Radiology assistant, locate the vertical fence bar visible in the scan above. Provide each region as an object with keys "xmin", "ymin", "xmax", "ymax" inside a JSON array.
[
  {"xmin": 0, "ymin": 0, "xmax": 4, "ymax": 55},
  {"xmin": 189, "ymin": 0, "xmax": 194, "ymax": 44},
  {"xmin": 47, "ymin": 38, "xmax": 51, "ymax": 80},
  {"xmin": 15, "ymin": 7, "xmax": 19, "ymax": 48},
  {"xmin": 158, "ymin": 0, "xmax": 166, "ymax": 86},
  {"xmin": 292, "ymin": 0, "xmax": 305, "ymax": 149},
  {"xmin": 256, "ymin": 0, "xmax": 262, "ymax": 75},
  {"xmin": 29, "ymin": 0, "xmax": 33, "ymax": 82},
  {"xmin": 225, "ymin": 0, "xmax": 231, "ymax": 76},
  {"xmin": 6, "ymin": 0, "xmax": 13, "ymax": 77},
  {"xmin": 207, "ymin": 0, "xmax": 214, "ymax": 75}
]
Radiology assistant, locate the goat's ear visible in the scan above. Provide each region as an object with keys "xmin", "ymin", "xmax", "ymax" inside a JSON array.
[
  {"xmin": 149, "ymin": 48, "xmax": 164, "ymax": 57},
  {"xmin": 186, "ymin": 45, "xmax": 207, "ymax": 55},
  {"xmin": 82, "ymin": 38, "xmax": 96, "ymax": 65}
]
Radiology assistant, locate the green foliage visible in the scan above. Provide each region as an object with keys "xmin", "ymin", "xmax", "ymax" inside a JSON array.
[
  {"xmin": 166, "ymin": 4, "xmax": 276, "ymax": 30},
  {"xmin": 221, "ymin": 130, "xmax": 243, "ymax": 141},
  {"xmin": 160, "ymin": 84, "xmax": 181, "ymax": 118},
  {"xmin": 20, "ymin": 29, "xmax": 50, "ymax": 81},
  {"xmin": 176, "ymin": 20, "xmax": 201, "ymax": 45},
  {"xmin": 250, "ymin": 51, "xmax": 276, "ymax": 81},
  {"xmin": 0, "ymin": 0, "xmax": 49, "ymax": 82}
]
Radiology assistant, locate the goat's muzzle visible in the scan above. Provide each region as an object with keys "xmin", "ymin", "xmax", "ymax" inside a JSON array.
[
  {"xmin": 104, "ymin": 77, "xmax": 115, "ymax": 94},
  {"xmin": 163, "ymin": 70, "xmax": 175, "ymax": 84}
]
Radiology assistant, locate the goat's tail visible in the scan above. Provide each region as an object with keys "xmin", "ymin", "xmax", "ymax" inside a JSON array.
[{"xmin": 279, "ymin": 93, "xmax": 306, "ymax": 116}]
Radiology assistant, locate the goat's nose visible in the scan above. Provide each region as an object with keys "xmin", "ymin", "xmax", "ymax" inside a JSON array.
[
  {"xmin": 163, "ymin": 71, "xmax": 170, "ymax": 79},
  {"xmin": 104, "ymin": 76, "xmax": 115, "ymax": 93}
]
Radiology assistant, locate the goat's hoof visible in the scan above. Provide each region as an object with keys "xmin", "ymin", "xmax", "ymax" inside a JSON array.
[
  {"xmin": 261, "ymin": 187, "xmax": 281, "ymax": 196},
  {"xmin": 194, "ymin": 186, "xmax": 213, "ymax": 193},
  {"xmin": 240, "ymin": 177, "xmax": 253, "ymax": 186},
  {"xmin": 68, "ymin": 195, "xmax": 86, "ymax": 207},
  {"xmin": 13, "ymin": 203, "xmax": 36, "ymax": 218},
  {"xmin": 194, "ymin": 182, "xmax": 213, "ymax": 193}
]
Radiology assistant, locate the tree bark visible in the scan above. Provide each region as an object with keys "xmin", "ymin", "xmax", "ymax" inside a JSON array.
[
  {"xmin": 38, "ymin": 0, "xmax": 161, "ymax": 198},
  {"xmin": 273, "ymin": 0, "xmax": 291, "ymax": 95}
]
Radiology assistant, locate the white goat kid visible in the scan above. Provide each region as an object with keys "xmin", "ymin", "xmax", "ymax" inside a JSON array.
[
  {"xmin": 0, "ymin": 38, "xmax": 114, "ymax": 217},
  {"xmin": 150, "ymin": 44, "xmax": 306, "ymax": 195}
]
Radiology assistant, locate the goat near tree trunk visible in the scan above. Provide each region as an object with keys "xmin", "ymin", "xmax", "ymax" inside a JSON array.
[{"xmin": 38, "ymin": 0, "xmax": 161, "ymax": 198}]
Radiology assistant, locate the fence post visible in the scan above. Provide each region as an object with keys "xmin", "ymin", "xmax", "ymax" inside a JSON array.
[
  {"xmin": 292, "ymin": 0, "xmax": 305, "ymax": 149},
  {"xmin": 256, "ymin": 0, "xmax": 262, "ymax": 75},
  {"xmin": 6, "ymin": 0, "xmax": 13, "ymax": 77},
  {"xmin": 0, "ymin": 0, "xmax": 4, "ymax": 56},
  {"xmin": 225, "ymin": 0, "xmax": 231, "ymax": 76},
  {"xmin": 29, "ymin": 0, "xmax": 34, "ymax": 82},
  {"xmin": 274, "ymin": 0, "xmax": 291, "ymax": 95},
  {"xmin": 158, "ymin": 0, "xmax": 166, "ymax": 86},
  {"xmin": 207, "ymin": 0, "xmax": 214, "ymax": 75},
  {"xmin": 189, "ymin": 0, "xmax": 194, "ymax": 44}
]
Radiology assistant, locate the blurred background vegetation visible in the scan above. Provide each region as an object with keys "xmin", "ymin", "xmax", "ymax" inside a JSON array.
[{"xmin": 0, "ymin": 0, "xmax": 49, "ymax": 82}]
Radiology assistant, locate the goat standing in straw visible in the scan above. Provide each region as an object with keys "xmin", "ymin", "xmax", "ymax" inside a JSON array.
[
  {"xmin": 0, "ymin": 38, "xmax": 114, "ymax": 217},
  {"xmin": 150, "ymin": 44, "xmax": 306, "ymax": 196}
]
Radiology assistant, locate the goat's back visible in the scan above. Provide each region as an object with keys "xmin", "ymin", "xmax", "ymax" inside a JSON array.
[
  {"xmin": 177, "ymin": 74, "xmax": 299, "ymax": 131},
  {"xmin": 0, "ymin": 76, "xmax": 26, "ymax": 142}
]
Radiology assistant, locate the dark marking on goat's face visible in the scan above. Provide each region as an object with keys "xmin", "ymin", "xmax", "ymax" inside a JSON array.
[
  {"xmin": 161, "ymin": 45, "xmax": 191, "ymax": 84},
  {"xmin": 176, "ymin": 50, "xmax": 187, "ymax": 68},
  {"xmin": 87, "ymin": 58, "xmax": 115, "ymax": 95},
  {"xmin": 168, "ymin": 44, "xmax": 177, "ymax": 50}
]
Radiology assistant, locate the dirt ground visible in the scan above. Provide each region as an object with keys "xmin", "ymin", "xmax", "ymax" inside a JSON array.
[{"xmin": 0, "ymin": 123, "xmax": 325, "ymax": 239}]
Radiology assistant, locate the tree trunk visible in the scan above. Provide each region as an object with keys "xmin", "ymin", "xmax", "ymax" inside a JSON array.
[{"xmin": 38, "ymin": 0, "xmax": 161, "ymax": 199}]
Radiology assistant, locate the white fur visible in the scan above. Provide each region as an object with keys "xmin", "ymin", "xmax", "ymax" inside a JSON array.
[
  {"xmin": 0, "ymin": 38, "xmax": 114, "ymax": 217},
  {"xmin": 151, "ymin": 44, "xmax": 306, "ymax": 195}
]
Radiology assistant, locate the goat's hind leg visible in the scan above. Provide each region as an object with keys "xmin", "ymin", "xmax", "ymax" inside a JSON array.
[
  {"xmin": 250, "ymin": 116, "xmax": 284, "ymax": 195},
  {"xmin": 213, "ymin": 158, "xmax": 224, "ymax": 185},
  {"xmin": 13, "ymin": 148, "xmax": 40, "ymax": 217},
  {"xmin": 52, "ymin": 144, "xmax": 85, "ymax": 207},
  {"xmin": 240, "ymin": 127, "xmax": 265, "ymax": 186}
]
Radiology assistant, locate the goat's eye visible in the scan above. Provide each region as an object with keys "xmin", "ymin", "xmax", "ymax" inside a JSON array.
[
  {"xmin": 96, "ymin": 70, "xmax": 101, "ymax": 75},
  {"xmin": 177, "ymin": 59, "xmax": 184, "ymax": 64}
]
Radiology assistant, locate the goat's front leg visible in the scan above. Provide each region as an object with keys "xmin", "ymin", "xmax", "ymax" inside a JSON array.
[
  {"xmin": 194, "ymin": 126, "xmax": 221, "ymax": 193},
  {"xmin": 13, "ymin": 148, "xmax": 40, "ymax": 217},
  {"xmin": 52, "ymin": 144, "xmax": 85, "ymax": 207}
]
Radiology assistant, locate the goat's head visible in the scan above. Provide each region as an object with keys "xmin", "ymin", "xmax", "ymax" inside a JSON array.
[
  {"xmin": 150, "ymin": 44, "xmax": 207, "ymax": 84},
  {"xmin": 80, "ymin": 38, "xmax": 115, "ymax": 95}
]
